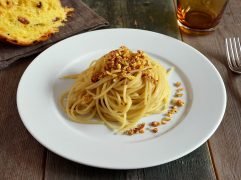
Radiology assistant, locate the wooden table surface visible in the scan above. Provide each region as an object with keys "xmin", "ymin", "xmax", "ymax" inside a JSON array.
[{"xmin": 0, "ymin": 0, "xmax": 241, "ymax": 179}]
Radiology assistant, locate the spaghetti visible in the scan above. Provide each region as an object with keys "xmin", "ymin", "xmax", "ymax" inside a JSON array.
[{"xmin": 60, "ymin": 46, "xmax": 171, "ymax": 132}]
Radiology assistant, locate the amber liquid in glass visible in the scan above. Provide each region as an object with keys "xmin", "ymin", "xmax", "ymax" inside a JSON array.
[{"xmin": 177, "ymin": 0, "xmax": 228, "ymax": 31}]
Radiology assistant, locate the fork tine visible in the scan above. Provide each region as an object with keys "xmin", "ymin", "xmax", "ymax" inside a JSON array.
[
  {"xmin": 229, "ymin": 38, "xmax": 238, "ymax": 67},
  {"xmin": 233, "ymin": 38, "xmax": 241, "ymax": 66},
  {"xmin": 236, "ymin": 37, "xmax": 241, "ymax": 66},
  {"xmin": 225, "ymin": 38, "xmax": 234, "ymax": 69}
]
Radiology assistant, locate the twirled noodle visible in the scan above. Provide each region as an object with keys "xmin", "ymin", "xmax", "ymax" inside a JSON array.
[{"xmin": 60, "ymin": 46, "xmax": 171, "ymax": 132}]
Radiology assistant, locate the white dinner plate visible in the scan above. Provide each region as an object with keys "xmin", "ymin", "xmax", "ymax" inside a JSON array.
[{"xmin": 17, "ymin": 28, "xmax": 226, "ymax": 169}]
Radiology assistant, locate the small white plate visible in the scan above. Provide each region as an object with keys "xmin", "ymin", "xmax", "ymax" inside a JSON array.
[{"xmin": 17, "ymin": 29, "xmax": 226, "ymax": 169}]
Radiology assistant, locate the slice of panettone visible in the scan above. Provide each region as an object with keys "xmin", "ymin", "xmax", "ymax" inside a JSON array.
[{"xmin": 0, "ymin": 0, "xmax": 73, "ymax": 46}]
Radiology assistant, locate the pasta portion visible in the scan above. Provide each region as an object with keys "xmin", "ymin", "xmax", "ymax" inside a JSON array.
[{"xmin": 60, "ymin": 46, "xmax": 171, "ymax": 132}]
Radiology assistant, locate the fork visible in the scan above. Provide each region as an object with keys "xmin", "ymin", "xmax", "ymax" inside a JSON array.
[{"xmin": 225, "ymin": 37, "xmax": 241, "ymax": 74}]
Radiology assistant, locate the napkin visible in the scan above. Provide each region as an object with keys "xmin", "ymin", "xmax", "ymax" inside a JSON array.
[{"xmin": 0, "ymin": 0, "xmax": 109, "ymax": 69}]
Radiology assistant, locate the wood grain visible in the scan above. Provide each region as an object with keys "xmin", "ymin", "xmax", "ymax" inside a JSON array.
[
  {"xmin": 180, "ymin": 0, "xmax": 241, "ymax": 179},
  {"xmin": 0, "ymin": 57, "xmax": 45, "ymax": 180},
  {"xmin": 82, "ymin": 0, "xmax": 181, "ymax": 39},
  {"xmin": 44, "ymin": 0, "xmax": 216, "ymax": 179},
  {"xmin": 4, "ymin": 0, "xmax": 240, "ymax": 179},
  {"xmin": 45, "ymin": 144, "xmax": 215, "ymax": 180}
]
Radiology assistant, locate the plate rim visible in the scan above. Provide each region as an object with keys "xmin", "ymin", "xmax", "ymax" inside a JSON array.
[{"xmin": 17, "ymin": 28, "xmax": 227, "ymax": 169}]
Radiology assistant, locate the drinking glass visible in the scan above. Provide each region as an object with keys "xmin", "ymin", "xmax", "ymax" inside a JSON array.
[{"xmin": 177, "ymin": 0, "xmax": 229, "ymax": 32}]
